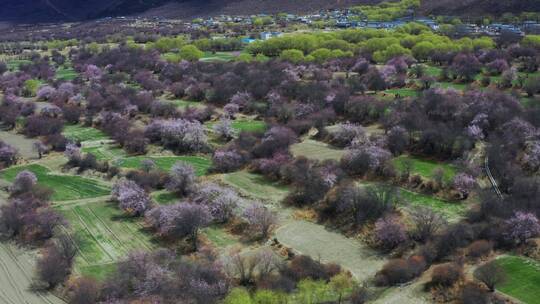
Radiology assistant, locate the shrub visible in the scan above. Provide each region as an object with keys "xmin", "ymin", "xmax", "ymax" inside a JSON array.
[
  {"xmin": 474, "ymin": 261, "xmax": 506, "ymax": 292},
  {"xmin": 375, "ymin": 256, "xmax": 426, "ymax": 286},
  {"xmin": 111, "ymin": 179, "xmax": 153, "ymax": 216},
  {"xmin": 166, "ymin": 161, "xmax": 197, "ymax": 196},
  {"xmin": 374, "ymin": 215, "xmax": 407, "ymax": 251},
  {"xmin": 430, "ymin": 263, "xmax": 463, "ymax": 287},
  {"xmin": 466, "ymin": 240, "xmax": 493, "ymax": 259}
]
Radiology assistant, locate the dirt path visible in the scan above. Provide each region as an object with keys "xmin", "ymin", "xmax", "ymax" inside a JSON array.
[{"xmin": 275, "ymin": 220, "xmax": 386, "ymax": 281}]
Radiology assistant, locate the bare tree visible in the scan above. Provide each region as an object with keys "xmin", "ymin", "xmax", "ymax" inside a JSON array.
[{"xmin": 410, "ymin": 207, "xmax": 446, "ymax": 243}]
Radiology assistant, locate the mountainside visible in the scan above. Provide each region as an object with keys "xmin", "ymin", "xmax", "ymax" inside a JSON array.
[
  {"xmin": 0, "ymin": 0, "xmax": 379, "ymax": 23},
  {"xmin": 2, "ymin": 0, "xmax": 539, "ymax": 23},
  {"xmin": 421, "ymin": 0, "xmax": 540, "ymax": 16}
]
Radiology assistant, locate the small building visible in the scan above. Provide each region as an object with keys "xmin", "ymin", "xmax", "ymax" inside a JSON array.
[{"xmin": 260, "ymin": 32, "xmax": 283, "ymax": 40}]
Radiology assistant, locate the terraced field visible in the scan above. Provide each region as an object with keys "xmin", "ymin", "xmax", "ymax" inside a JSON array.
[
  {"xmin": 117, "ymin": 155, "xmax": 211, "ymax": 175},
  {"xmin": 496, "ymin": 255, "xmax": 540, "ymax": 304},
  {"xmin": 0, "ymin": 164, "xmax": 110, "ymax": 201},
  {"xmin": 56, "ymin": 200, "xmax": 155, "ymax": 280},
  {"xmin": 290, "ymin": 139, "xmax": 346, "ymax": 161},
  {"xmin": 206, "ymin": 119, "xmax": 267, "ymax": 134}
]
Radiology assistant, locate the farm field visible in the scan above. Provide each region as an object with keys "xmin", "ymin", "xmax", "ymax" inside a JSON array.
[
  {"xmin": 276, "ymin": 220, "xmax": 386, "ymax": 281},
  {"xmin": 81, "ymin": 144, "xmax": 126, "ymax": 160},
  {"xmin": 167, "ymin": 99, "xmax": 205, "ymax": 109},
  {"xmin": 495, "ymin": 255, "xmax": 540, "ymax": 304},
  {"xmin": 393, "ymin": 155, "xmax": 458, "ymax": 182},
  {"xmin": 206, "ymin": 118, "xmax": 267, "ymax": 134},
  {"xmin": 116, "ymin": 155, "xmax": 211, "ymax": 175},
  {"xmin": 56, "ymin": 200, "xmax": 156, "ymax": 280},
  {"xmin": 63, "ymin": 125, "xmax": 109, "ymax": 142},
  {"xmin": 0, "ymin": 164, "xmax": 110, "ymax": 201},
  {"xmin": 221, "ymin": 171, "xmax": 290, "ymax": 205},
  {"xmin": 55, "ymin": 66, "xmax": 78, "ymax": 81},
  {"xmin": 0, "ymin": 130, "xmax": 39, "ymax": 159},
  {"xmin": 400, "ymin": 188, "xmax": 466, "ymax": 219},
  {"xmin": 0, "ymin": 242, "xmax": 65, "ymax": 304},
  {"xmin": 290, "ymin": 139, "xmax": 346, "ymax": 161}
]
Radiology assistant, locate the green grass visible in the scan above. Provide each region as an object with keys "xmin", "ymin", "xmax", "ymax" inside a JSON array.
[
  {"xmin": 57, "ymin": 200, "xmax": 155, "ymax": 276},
  {"xmin": 82, "ymin": 145, "xmax": 126, "ymax": 161},
  {"xmin": 290, "ymin": 139, "xmax": 346, "ymax": 161},
  {"xmin": 116, "ymin": 156, "xmax": 211, "ymax": 176},
  {"xmin": 6, "ymin": 59, "xmax": 32, "ymax": 71},
  {"xmin": 63, "ymin": 125, "xmax": 108, "ymax": 142},
  {"xmin": 167, "ymin": 99, "xmax": 205, "ymax": 109},
  {"xmin": 433, "ymin": 81, "xmax": 468, "ymax": 91},
  {"xmin": 393, "ymin": 155, "xmax": 457, "ymax": 182},
  {"xmin": 200, "ymin": 51, "xmax": 237, "ymax": 62},
  {"xmin": 0, "ymin": 164, "xmax": 110, "ymax": 201},
  {"xmin": 222, "ymin": 171, "xmax": 290, "ymax": 204},
  {"xmin": 207, "ymin": 119, "xmax": 267, "ymax": 134},
  {"xmin": 495, "ymin": 256, "xmax": 540, "ymax": 304},
  {"xmin": 203, "ymin": 226, "xmax": 237, "ymax": 247},
  {"xmin": 56, "ymin": 66, "xmax": 78, "ymax": 81},
  {"xmin": 151, "ymin": 191, "xmax": 178, "ymax": 205},
  {"xmin": 78, "ymin": 263, "xmax": 117, "ymax": 281},
  {"xmin": 400, "ymin": 189, "xmax": 465, "ymax": 219},
  {"xmin": 383, "ymin": 88, "xmax": 419, "ymax": 97}
]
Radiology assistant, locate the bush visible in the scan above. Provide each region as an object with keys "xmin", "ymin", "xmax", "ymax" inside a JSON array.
[
  {"xmin": 466, "ymin": 240, "xmax": 493, "ymax": 259},
  {"xmin": 375, "ymin": 256, "xmax": 426, "ymax": 286},
  {"xmin": 430, "ymin": 263, "xmax": 462, "ymax": 287}
]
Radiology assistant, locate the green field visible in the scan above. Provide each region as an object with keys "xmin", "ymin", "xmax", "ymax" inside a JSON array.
[
  {"xmin": 203, "ymin": 226, "xmax": 237, "ymax": 248},
  {"xmin": 495, "ymin": 256, "xmax": 540, "ymax": 304},
  {"xmin": 0, "ymin": 164, "xmax": 110, "ymax": 201},
  {"xmin": 57, "ymin": 200, "xmax": 155, "ymax": 280},
  {"xmin": 55, "ymin": 66, "xmax": 78, "ymax": 81},
  {"xmin": 63, "ymin": 125, "xmax": 109, "ymax": 142},
  {"xmin": 222, "ymin": 171, "xmax": 290, "ymax": 204},
  {"xmin": 290, "ymin": 139, "xmax": 346, "ymax": 161},
  {"xmin": 207, "ymin": 119, "xmax": 267, "ymax": 133},
  {"xmin": 167, "ymin": 99, "xmax": 205, "ymax": 109},
  {"xmin": 383, "ymin": 88, "xmax": 419, "ymax": 97},
  {"xmin": 200, "ymin": 51, "xmax": 237, "ymax": 62},
  {"xmin": 393, "ymin": 155, "xmax": 457, "ymax": 182},
  {"xmin": 116, "ymin": 156, "xmax": 211, "ymax": 176},
  {"xmin": 82, "ymin": 145, "xmax": 126, "ymax": 161},
  {"xmin": 6, "ymin": 59, "xmax": 32, "ymax": 71},
  {"xmin": 400, "ymin": 189, "xmax": 465, "ymax": 219}
]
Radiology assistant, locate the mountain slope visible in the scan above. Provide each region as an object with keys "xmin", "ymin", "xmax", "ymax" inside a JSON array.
[
  {"xmin": 1, "ymin": 0, "xmax": 539, "ymax": 23},
  {"xmin": 421, "ymin": 0, "xmax": 540, "ymax": 16}
]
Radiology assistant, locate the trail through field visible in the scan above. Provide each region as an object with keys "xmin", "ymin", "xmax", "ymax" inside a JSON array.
[
  {"xmin": 0, "ymin": 131, "xmax": 38, "ymax": 160},
  {"xmin": 275, "ymin": 220, "xmax": 386, "ymax": 281}
]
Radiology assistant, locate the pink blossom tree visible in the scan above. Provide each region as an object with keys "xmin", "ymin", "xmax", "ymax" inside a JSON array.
[
  {"xmin": 213, "ymin": 118, "xmax": 235, "ymax": 140},
  {"xmin": 192, "ymin": 183, "xmax": 240, "ymax": 223},
  {"xmin": 211, "ymin": 150, "xmax": 244, "ymax": 173},
  {"xmin": 10, "ymin": 170, "xmax": 37, "ymax": 195},
  {"xmin": 166, "ymin": 161, "xmax": 197, "ymax": 196},
  {"xmin": 452, "ymin": 173, "xmax": 477, "ymax": 198},
  {"xmin": 504, "ymin": 212, "xmax": 540, "ymax": 245},
  {"xmin": 242, "ymin": 202, "xmax": 277, "ymax": 240},
  {"xmin": 112, "ymin": 179, "xmax": 152, "ymax": 216},
  {"xmin": 146, "ymin": 202, "xmax": 211, "ymax": 250},
  {"xmin": 0, "ymin": 141, "xmax": 18, "ymax": 169},
  {"xmin": 374, "ymin": 215, "xmax": 407, "ymax": 251}
]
